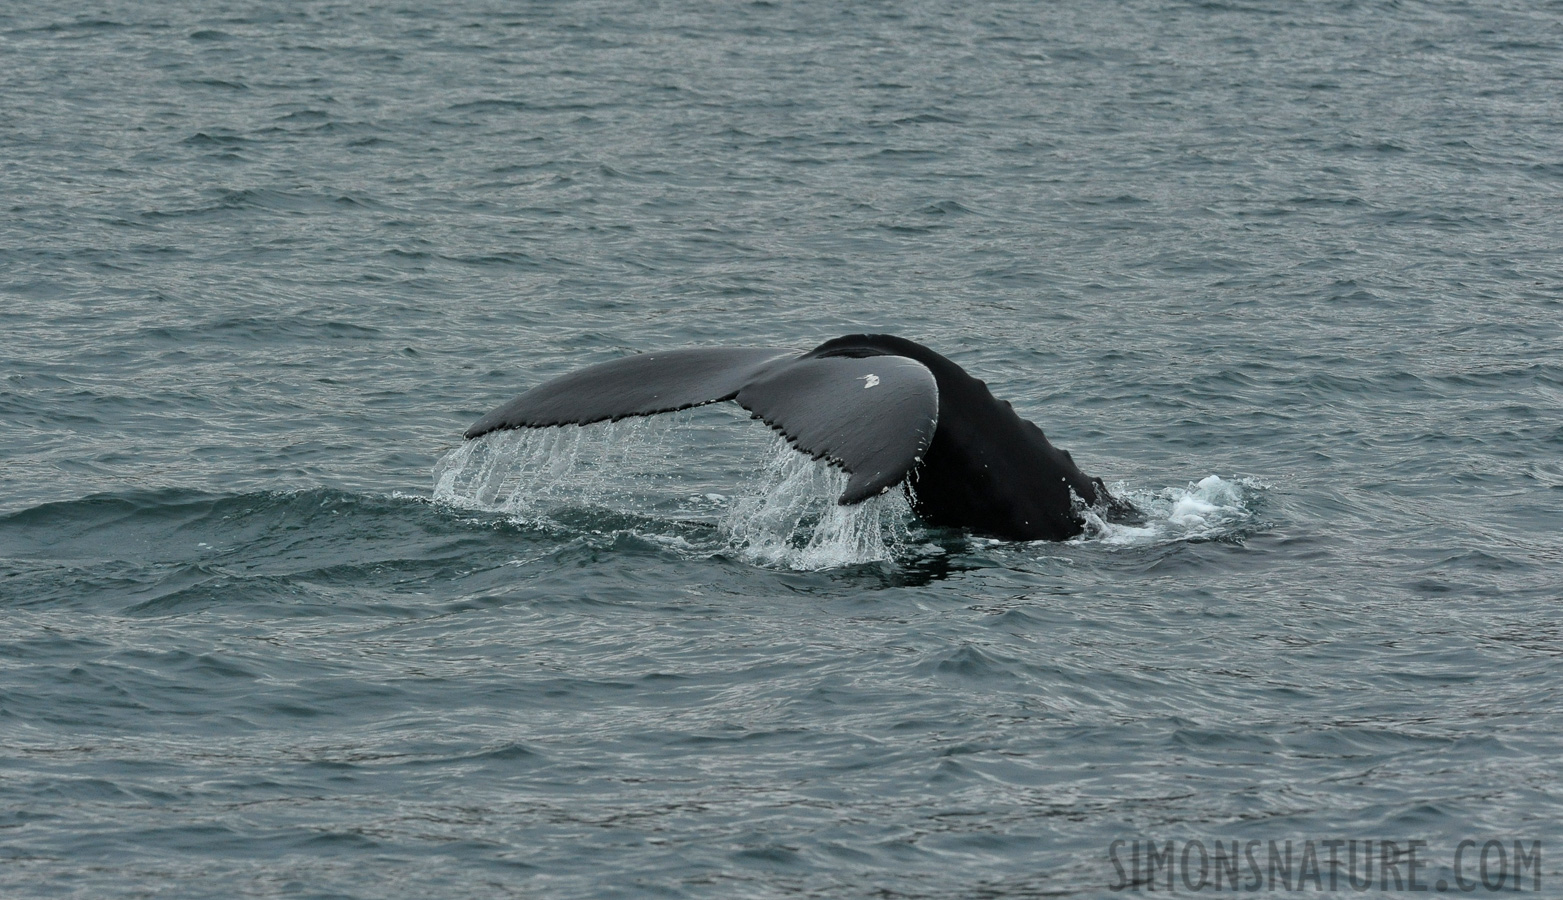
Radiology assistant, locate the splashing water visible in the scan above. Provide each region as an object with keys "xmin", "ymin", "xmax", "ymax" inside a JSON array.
[
  {"xmin": 432, "ymin": 417, "xmax": 917, "ymax": 569},
  {"xmin": 1078, "ymin": 475, "xmax": 1262, "ymax": 546},
  {"xmin": 723, "ymin": 441, "xmax": 916, "ymax": 570},
  {"xmin": 434, "ymin": 420, "xmax": 1260, "ymax": 564}
]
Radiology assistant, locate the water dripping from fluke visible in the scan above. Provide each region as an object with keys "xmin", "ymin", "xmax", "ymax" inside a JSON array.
[
  {"xmin": 432, "ymin": 419, "xmax": 921, "ymax": 571},
  {"xmin": 722, "ymin": 441, "xmax": 918, "ymax": 570}
]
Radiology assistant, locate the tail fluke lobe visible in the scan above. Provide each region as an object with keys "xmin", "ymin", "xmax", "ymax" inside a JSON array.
[
  {"xmin": 462, "ymin": 345, "xmax": 939, "ymax": 506},
  {"xmin": 736, "ymin": 354, "xmax": 938, "ymax": 504},
  {"xmin": 464, "ymin": 347, "xmax": 796, "ymax": 438}
]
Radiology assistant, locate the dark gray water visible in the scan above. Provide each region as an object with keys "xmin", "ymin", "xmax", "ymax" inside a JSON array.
[{"xmin": 4, "ymin": 1, "xmax": 1561, "ymax": 896}]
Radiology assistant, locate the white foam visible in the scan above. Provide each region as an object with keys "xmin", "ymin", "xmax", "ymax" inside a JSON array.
[{"xmin": 1078, "ymin": 474, "xmax": 1259, "ymax": 547}]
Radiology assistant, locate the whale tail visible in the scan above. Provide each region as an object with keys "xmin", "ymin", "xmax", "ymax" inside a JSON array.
[
  {"xmin": 460, "ymin": 334, "xmax": 1128, "ymax": 542},
  {"xmin": 464, "ymin": 346, "xmax": 940, "ymax": 505}
]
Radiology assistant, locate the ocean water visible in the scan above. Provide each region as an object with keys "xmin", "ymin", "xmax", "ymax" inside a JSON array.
[{"xmin": 3, "ymin": 0, "xmax": 1561, "ymax": 896}]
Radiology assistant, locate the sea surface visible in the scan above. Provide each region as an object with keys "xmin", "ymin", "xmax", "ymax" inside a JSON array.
[{"xmin": 3, "ymin": 1, "xmax": 1561, "ymax": 897}]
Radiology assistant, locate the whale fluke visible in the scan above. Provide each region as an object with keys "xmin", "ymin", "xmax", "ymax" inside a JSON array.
[
  {"xmin": 735, "ymin": 354, "xmax": 938, "ymax": 503},
  {"xmin": 461, "ymin": 334, "xmax": 1128, "ymax": 541},
  {"xmin": 464, "ymin": 347, "xmax": 796, "ymax": 436}
]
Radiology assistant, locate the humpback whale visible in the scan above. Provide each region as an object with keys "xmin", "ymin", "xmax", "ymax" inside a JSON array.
[{"xmin": 464, "ymin": 334, "xmax": 1133, "ymax": 541}]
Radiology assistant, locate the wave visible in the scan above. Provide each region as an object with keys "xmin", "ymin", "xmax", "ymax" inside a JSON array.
[{"xmin": 0, "ymin": 488, "xmax": 485, "ymax": 613}]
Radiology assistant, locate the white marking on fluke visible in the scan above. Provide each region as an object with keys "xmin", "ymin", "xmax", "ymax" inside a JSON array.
[{"xmin": 862, "ymin": 374, "xmax": 880, "ymax": 389}]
